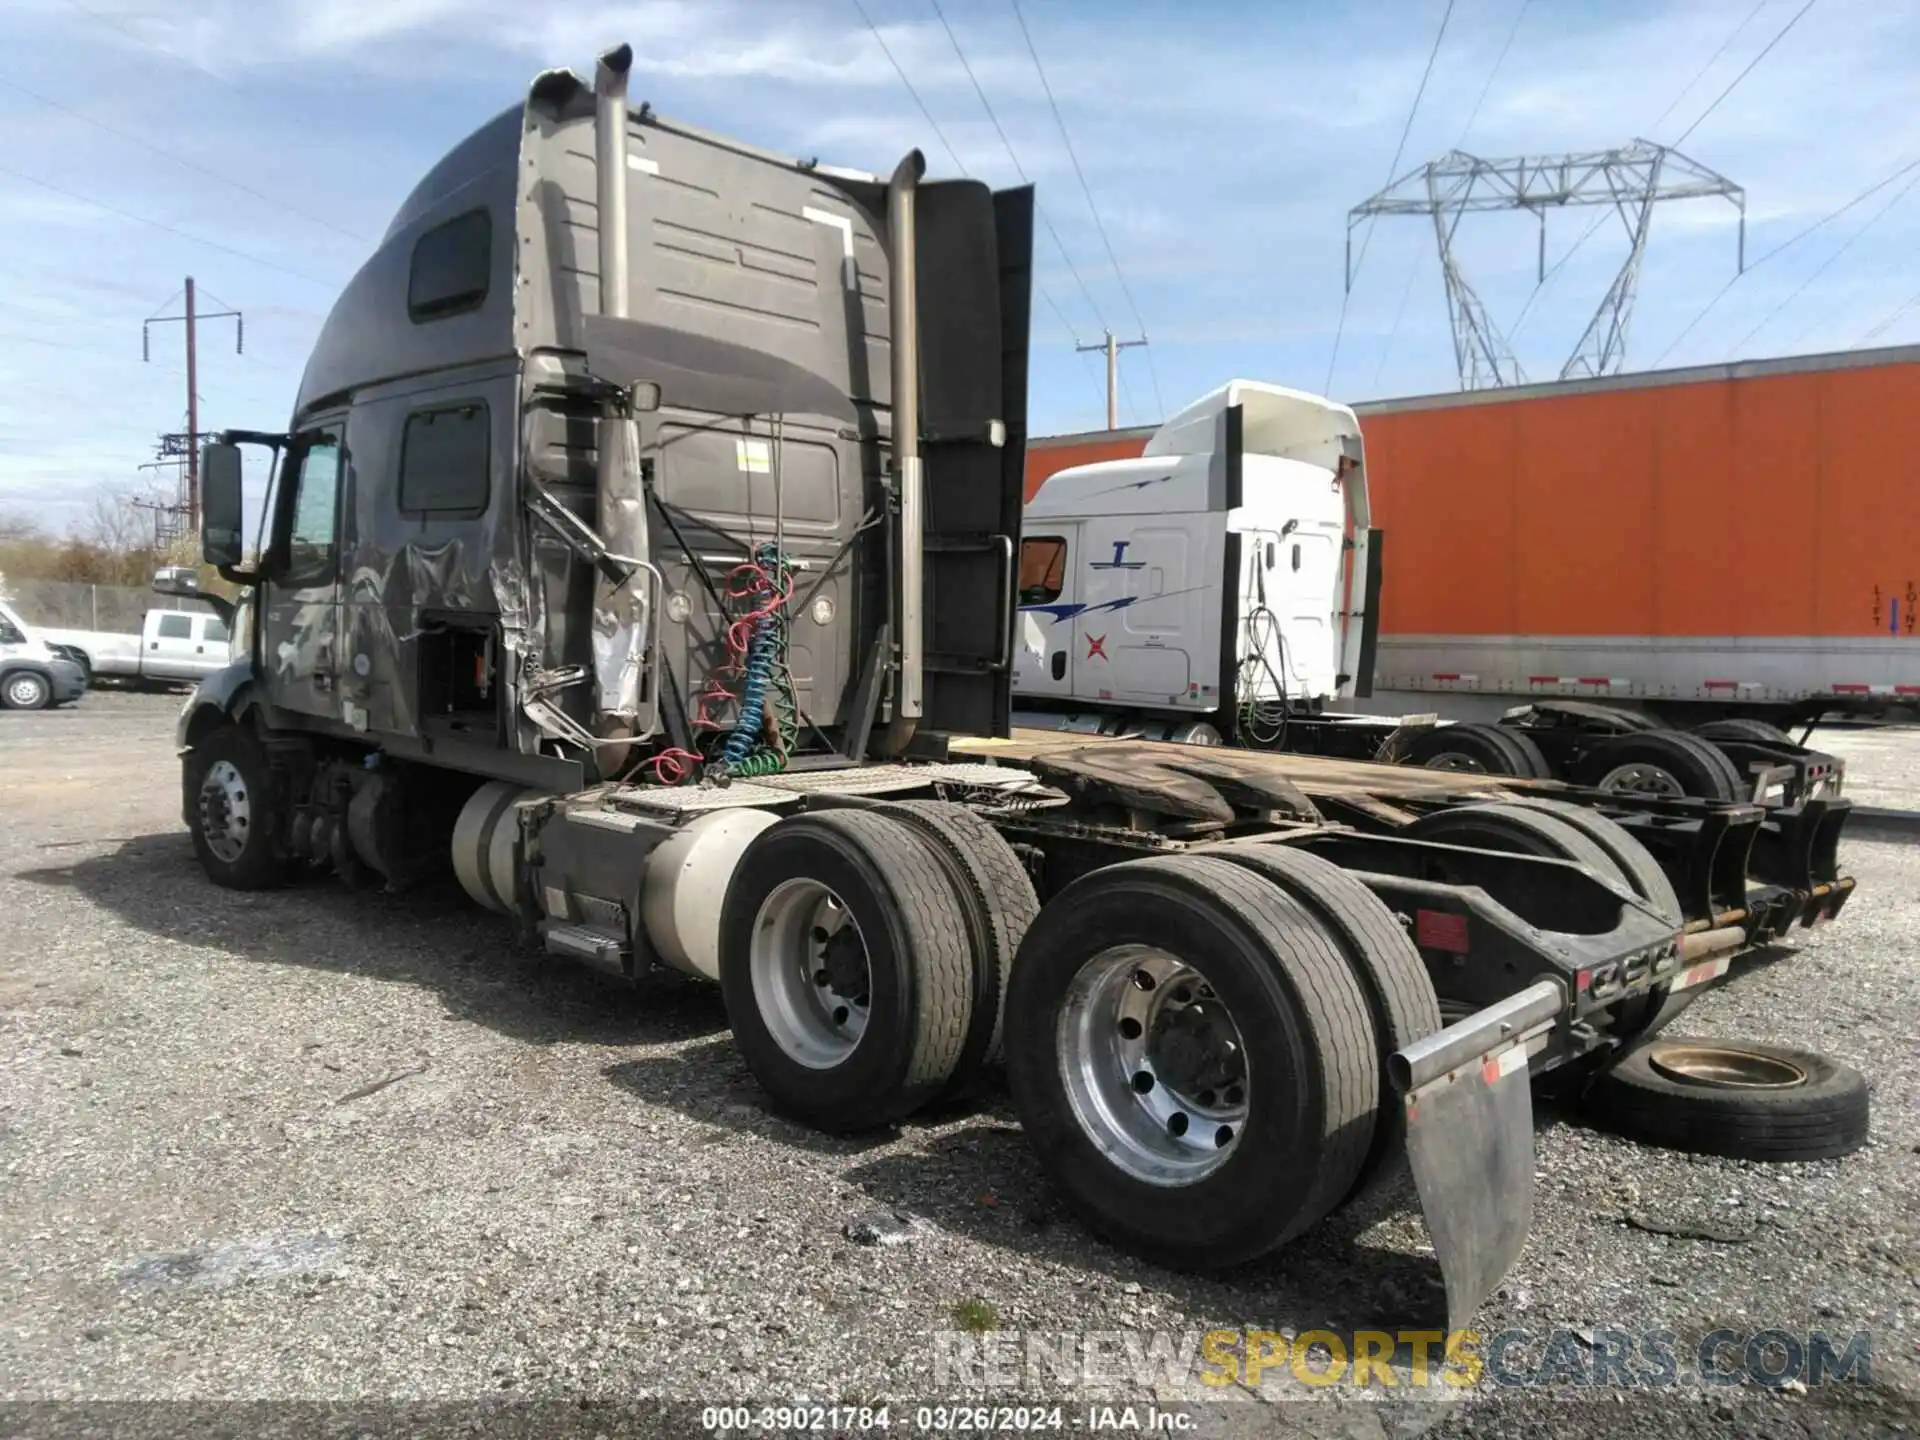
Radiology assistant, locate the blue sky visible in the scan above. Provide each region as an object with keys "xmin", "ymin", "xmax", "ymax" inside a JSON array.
[{"xmin": 3, "ymin": 0, "xmax": 1918, "ymax": 531}]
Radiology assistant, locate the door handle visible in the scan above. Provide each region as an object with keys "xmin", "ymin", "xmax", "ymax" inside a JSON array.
[
  {"xmin": 195, "ymin": 646, "xmax": 204, "ymax": 654},
  {"xmin": 992, "ymin": 533, "xmax": 1014, "ymax": 669},
  {"xmin": 149, "ymin": 642, "xmax": 158, "ymax": 650}
]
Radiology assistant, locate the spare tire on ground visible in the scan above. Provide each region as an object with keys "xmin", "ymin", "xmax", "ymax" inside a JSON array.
[{"xmin": 1579, "ymin": 1035, "xmax": 1869, "ymax": 1162}]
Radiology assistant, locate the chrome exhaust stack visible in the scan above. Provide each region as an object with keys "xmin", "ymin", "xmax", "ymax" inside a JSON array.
[
  {"xmin": 878, "ymin": 149, "xmax": 925, "ymax": 754},
  {"xmin": 588, "ymin": 43, "xmax": 655, "ymax": 748}
]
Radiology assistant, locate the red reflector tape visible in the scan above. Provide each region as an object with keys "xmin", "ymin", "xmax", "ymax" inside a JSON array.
[
  {"xmin": 1832, "ymin": 684, "xmax": 1871, "ymax": 695},
  {"xmin": 1416, "ymin": 909, "xmax": 1470, "ymax": 954},
  {"xmin": 1480, "ymin": 1045, "xmax": 1529, "ymax": 1086},
  {"xmin": 1670, "ymin": 956, "xmax": 1733, "ymax": 992},
  {"xmin": 1897, "ymin": 686, "xmax": 1920, "ymax": 696}
]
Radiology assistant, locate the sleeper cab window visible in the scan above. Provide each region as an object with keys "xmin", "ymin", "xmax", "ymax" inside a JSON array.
[
  {"xmin": 1020, "ymin": 536, "xmax": 1068, "ymax": 604},
  {"xmin": 408, "ymin": 209, "xmax": 491, "ymax": 322},
  {"xmin": 399, "ymin": 403, "xmax": 491, "ymax": 518}
]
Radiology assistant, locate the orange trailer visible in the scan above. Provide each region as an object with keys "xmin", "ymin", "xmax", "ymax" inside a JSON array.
[{"xmin": 1028, "ymin": 344, "xmax": 1920, "ymax": 719}]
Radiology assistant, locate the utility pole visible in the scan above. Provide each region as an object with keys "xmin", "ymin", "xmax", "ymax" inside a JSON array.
[
  {"xmin": 1076, "ymin": 329, "xmax": 1149, "ymax": 430},
  {"xmin": 144, "ymin": 278, "xmax": 242, "ymax": 526}
]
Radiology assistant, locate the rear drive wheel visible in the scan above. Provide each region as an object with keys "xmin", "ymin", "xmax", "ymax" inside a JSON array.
[
  {"xmin": 2, "ymin": 670, "xmax": 53, "ymax": 710},
  {"xmin": 1005, "ymin": 854, "xmax": 1379, "ymax": 1268},
  {"xmin": 184, "ymin": 725, "xmax": 291, "ymax": 889},
  {"xmin": 1580, "ymin": 1036, "xmax": 1869, "ymax": 1161},
  {"xmin": 1207, "ymin": 843, "xmax": 1441, "ymax": 1199},
  {"xmin": 879, "ymin": 799, "xmax": 1039, "ymax": 1086},
  {"xmin": 1501, "ymin": 796, "xmax": 1690, "ymax": 1043},
  {"xmin": 1574, "ymin": 730, "xmax": 1742, "ymax": 801},
  {"xmin": 718, "ymin": 810, "xmax": 974, "ymax": 1133},
  {"xmin": 1692, "ymin": 717, "xmax": 1795, "ymax": 747},
  {"xmin": 1403, "ymin": 722, "xmax": 1545, "ymax": 778}
]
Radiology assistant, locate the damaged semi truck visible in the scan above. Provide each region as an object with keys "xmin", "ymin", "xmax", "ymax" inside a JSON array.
[{"xmin": 171, "ymin": 46, "xmax": 1856, "ymax": 1326}]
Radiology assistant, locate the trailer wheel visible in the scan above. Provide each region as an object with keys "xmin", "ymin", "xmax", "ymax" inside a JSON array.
[
  {"xmin": 1692, "ymin": 717, "xmax": 1795, "ymax": 747},
  {"xmin": 1580, "ymin": 1036, "xmax": 1868, "ymax": 1161},
  {"xmin": 1004, "ymin": 854, "xmax": 1379, "ymax": 1268},
  {"xmin": 1574, "ymin": 730, "xmax": 1742, "ymax": 801},
  {"xmin": 718, "ymin": 810, "xmax": 974, "ymax": 1133},
  {"xmin": 1402, "ymin": 722, "xmax": 1546, "ymax": 778},
  {"xmin": 879, "ymin": 799, "xmax": 1039, "ymax": 1083},
  {"xmin": 184, "ymin": 724, "xmax": 291, "ymax": 890},
  {"xmin": 1207, "ymin": 843, "xmax": 1441, "ymax": 1200}
]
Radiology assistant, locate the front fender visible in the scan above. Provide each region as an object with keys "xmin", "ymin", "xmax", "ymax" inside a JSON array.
[{"xmin": 176, "ymin": 659, "xmax": 261, "ymax": 751}]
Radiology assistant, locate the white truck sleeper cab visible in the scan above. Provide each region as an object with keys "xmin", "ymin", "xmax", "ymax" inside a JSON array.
[{"xmin": 1015, "ymin": 381, "xmax": 1368, "ymax": 741}]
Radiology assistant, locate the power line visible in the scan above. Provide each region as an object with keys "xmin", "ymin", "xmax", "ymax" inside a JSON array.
[
  {"xmin": 845, "ymin": 0, "xmax": 1104, "ymax": 414},
  {"xmin": 1326, "ymin": 0, "xmax": 1454, "ymax": 393},
  {"xmin": 1009, "ymin": 0, "xmax": 1162, "ymax": 418},
  {"xmin": 1457, "ymin": 0, "xmax": 1531, "ymax": 147},
  {"xmin": 922, "ymin": 0, "xmax": 1114, "ymax": 345},
  {"xmin": 1648, "ymin": 0, "xmax": 1768, "ymax": 133},
  {"xmin": 1732, "ymin": 166, "xmax": 1920, "ymax": 354},
  {"xmin": 1651, "ymin": 153, "xmax": 1920, "ymax": 365},
  {"xmin": 0, "ymin": 161, "xmax": 340, "ymax": 288},
  {"xmin": 1671, "ymin": 0, "xmax": 1818, "ymax": 147},
  {"xmin": 0, "ymin": 73, "xmax": 370, "ymax": 246},
  {"xmin": 1377, "ymin": 0, "xmax": 1527, "ymax": 387},
  {"xmin": 1853, "ymin": 284, "xmax": 1920, "ymax": 349},
  {"xmin": 61, "ymin": 0, "xmax": 250, "ymax": 95}
]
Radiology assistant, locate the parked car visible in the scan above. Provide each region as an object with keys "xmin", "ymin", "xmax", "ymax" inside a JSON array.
[
  {"xmin": 0, "ymin": 599, "xmax": 87, "ymax": 709},
  {"xmin": 36, "ymin": 608, "xmax": 232, "ymax": 687}
]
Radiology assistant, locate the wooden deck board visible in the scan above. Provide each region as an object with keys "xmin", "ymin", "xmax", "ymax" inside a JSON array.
[{"xmin": 952, "ymin": 729, "xmax": 1527, "ymax": 802}]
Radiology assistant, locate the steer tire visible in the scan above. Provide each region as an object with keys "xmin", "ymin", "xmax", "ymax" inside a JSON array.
[
  {"xmin": 183, "ymin": 725, "xmax": 291, "ymax": 890},
  {"xmin": 1208, "ymin": 843, "xmax": 1441, "ymax": 1201},
  {"xmin": 1403, "ymin": 722, "xmax": 1545, "ymax": 778},
  {"xmin": 880, "ymin": 799, "xmax": 1039, "ymax": 1086},
  {"xmin": 1574, "ymin": 730, "xmax": 1743, "ymax": 802},
  {"xmin": 1004, "ymin": 854, "xmax": 1379, "ymax": 1269},
  {"xmin": 718, "ymin": 809, "xmax": 974, "ymax": 1134},
  {"xmin": 1579, "ymin": 1036, "xmax": 1869, "ymax": 1161},
  {"xmin": 1692, "ymin": 717, "xmax": 1796, "ymax": 747}
]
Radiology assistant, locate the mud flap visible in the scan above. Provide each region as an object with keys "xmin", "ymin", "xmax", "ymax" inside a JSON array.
[{"xmin": 1389, "ymin": 979, "xmax": 1564, "ymax": 1331}]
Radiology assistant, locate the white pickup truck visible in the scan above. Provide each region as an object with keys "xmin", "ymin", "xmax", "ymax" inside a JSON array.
[{"xmin": 36, "ymin": 607, "xmax": 232, "ymax": 686}]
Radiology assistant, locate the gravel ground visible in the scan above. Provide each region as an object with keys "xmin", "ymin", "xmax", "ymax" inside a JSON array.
[{"xmin": 0, "ymin": 690, "xmax": 1916, "ymax": 1438}]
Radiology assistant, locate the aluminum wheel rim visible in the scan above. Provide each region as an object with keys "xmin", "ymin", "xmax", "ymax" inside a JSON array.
[
  {"xmin": 1597, "ymin": 762, "xmax": 1685, "ymax": 797},
  {"xmin": 749, "ymin": 877, "xmax": 870, "ymax": 1069},
  {"xmin": 1057, "ymin": 945, "xmax": 1250, "ymax": 1185},
  {"xmin": 1423, "ymin": 751, "xmax": 1488, "ymax": 773},
  {"xmin": 1648, "ymin": 1042, "xmax": 1807, "ymax": 1089},
  {"xmin": 5, "ymin": 675, "xmax": 47, "ymax": 707},
  {"xmin": 197, "ymin": 759, "xmax": 252, "ymax": 864}
]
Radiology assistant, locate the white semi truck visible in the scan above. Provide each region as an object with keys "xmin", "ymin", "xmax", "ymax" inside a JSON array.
[
  {"xmin": 165, "ymin": 47, "xmax": 1857, "ymax": 1329},
  {"xmin": 1014, "ymin": 380, "xmax": 1848, "ymax": 818}
]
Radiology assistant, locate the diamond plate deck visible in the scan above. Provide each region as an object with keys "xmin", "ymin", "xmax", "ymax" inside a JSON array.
[{"xmin": 607, "ymin": 782, "xmax": 801, "ymax": 814}]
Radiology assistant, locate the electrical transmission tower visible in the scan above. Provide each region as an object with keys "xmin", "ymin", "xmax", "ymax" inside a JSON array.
[{"xmin": 1349, "ymin": 140, "xmax": 1746, "ymax": 389}]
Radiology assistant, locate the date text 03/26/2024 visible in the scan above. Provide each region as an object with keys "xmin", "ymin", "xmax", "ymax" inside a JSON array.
[{"xmin": 700, "ymin": 1405, "xmax": 1193, "ymax": 1432}]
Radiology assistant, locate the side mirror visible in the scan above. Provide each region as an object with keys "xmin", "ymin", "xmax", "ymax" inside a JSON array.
[
  {"xmin": 152, "ymin": 565, "xmax": 201, "ymax": 598},
  {"xmin": 201, "ymin": 441, "xmax": 245, "ymax": 568}
]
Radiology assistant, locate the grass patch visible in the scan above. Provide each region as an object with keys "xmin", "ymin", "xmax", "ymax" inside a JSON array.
[{"xmin": 951, "ymin": 1297, "xmax": 999, "ymax": 1334}]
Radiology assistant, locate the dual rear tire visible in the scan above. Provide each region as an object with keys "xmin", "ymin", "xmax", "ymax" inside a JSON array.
[{"xmin": 717, "ymin": 805, "xmax": 1037, "ymax": 1133}]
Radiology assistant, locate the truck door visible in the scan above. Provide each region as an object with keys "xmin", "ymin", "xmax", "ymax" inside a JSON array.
[
  {"xmin": 1080, "ymin": 518, "xmax": 1200, "ymax": 707},
  {"xmin": 145, "ymin": 612, "xmax": 199, "ymax": 680},
  {"xmin": 261, "ymin": 423, "xmax": 348, "ymax": 724},
  {"xmin": 1014, "ymin": 527, "xmax": 1078, "ymax": 699}
]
